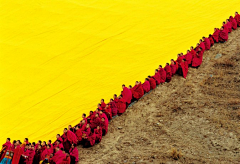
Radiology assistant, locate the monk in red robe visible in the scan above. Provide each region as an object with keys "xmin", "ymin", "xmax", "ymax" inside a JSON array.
[
  {"xmin": 117, "ymin": 96, "xmax": 126, "ymax": 115},
  {"xmin": 183, "ymin": 50, "xmax": 192, "ymax": 65},
  {"xmin": 41, "ymin": 144, "xmax": 52, "ymax": 161},
  {"xmin": 131, "ymin": 81, "xmax": 144, "ymax": 100},
  {"xmin": 100, "ymin": 117, "xmax": 108, "ymax": 136},
  {"xmin": 94, "ymin": 126, "xmax": 102, "ymax": 143},
  {"xmin": 69, "ymin": 144, "xmax": 79, "ymax": 164},
  {"xmin": 62, "ymin": 128, "xmax": 77, "ymax": 152},
  {"xmin": 52, "ymin": 148, "xmax": 66, "ymax": 164},
  {"xmin": 152, "ymin": 70, "xmax": 161, "ymax": 85},
  {"xmin": 54, "ymin": 140, "xmax": 64, "ymax": 150},
  {"xmin": 199, "ymin": 39, "xmax": 205, "ymax": 52},
  {"xmin": 219, "ymin": 26, "xmax": 228, "ymax": 42},
  {"xmin": 192, "ymin": 47, "xmax": 204, "ymax": 68},
  {"xmin": 176, "ymin": 54, "xmax": 183, "ymax": 65},
  {"xmin": 0, "ymin": 138, "xmax": 11, "ymax": 162},
  {"xmin": 148, "ymin": 76, "xmax": 156, "ymax": 90},
  {"xmin": 212, "ymin": 28, "xmax": 220, "ymax": 43},
  {"xmin": 86, "ymin": 111, "xmax": 94, "ymax": 123},
  {"xmin": 41, "ymin": 141, "xmax": 47, "ymax": 152},
  {"xmin": 170, "ymin": 59, "xmax": 177, "ymax": 75},
  {"xmin": 103, "ymin": 104, "xmax": 112, "ymax": 120},
  {"xmin": 32, "ymin": 145, "xmax": 42, "ymax": 164},
  {"xmin": 12, "ymin": 141, "xmax": 23, "ymax": 164},
  {"xmin": 90, "ymin": 113, "xmax": 101, "ymax": 129},
  {"xmin": 121, "ymin": 85, "xmax": 132, "ymax": 105},
  {"xmin": 234, "ymin": 12, "xmax": 240, "ymax": 26},
  {"xmin": 230, "ymin": 16, "xmax": 237, "ymax": 30},
  {"xmin": 158, "ymin": 65, "xmax": 166, "ymax": 83},
  {"xmin": 19, "ymin": 144, "xmax": 30, "ymax": 164},
  {"xmin": 180, "ymin": 59, "xmax": 189, "ymax": 79},
  {"xmin": 61, "ymin": 153, "xmax": 71, "ymax": 164},
  {"xmin": 203, "ymin": 37, "xmax": 210, "ymax": 50},
  {"xmin": 208, "ymin": 34, "xmax": 214, "ymax": 46},
  {"xmin": 82, "ymin": 113, "xmax": 87, "ymax": 123},
  {"xmin": 82, "ymin": 124, "xmax": 91, "ymax": 137},
  {"xmin": 26, "ymin": 146, "xmax": 35, "ymax": 164},
  {"xmin": 100, "ymin": 99, "xmax": 106, "ymax": 109},
  {"xmin": 164, "ymin": 63, "xmax": 172, "ymax": 82},
  {"xmin": 142, "ymin": 78, "xmax": 150, "ymax": 93},
  {"xmin": 226, "ymin": 19, "xmax": 232, "ymax": 33},
  {"xmin": 110, "ymin": 99, "xmax": 118, "ymax": 117},
  {"xmin": 74, "ymin": 126, "xmax": 83, "ymax": 144}
]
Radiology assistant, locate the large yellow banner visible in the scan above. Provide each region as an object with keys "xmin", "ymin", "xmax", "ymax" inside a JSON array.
[{"xmin": 0, "ymin": 0, "xmax": 239, "ymax": 144}]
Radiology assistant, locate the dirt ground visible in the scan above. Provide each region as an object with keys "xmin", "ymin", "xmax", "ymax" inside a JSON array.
[{"xmin": 77, "ymin": 28, "xmax": 240, "ymax": 164}]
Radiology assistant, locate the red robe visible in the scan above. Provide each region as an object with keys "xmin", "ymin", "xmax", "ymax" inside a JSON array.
[
  {"xmin": 94, "ymin": 128, "xmax": 102, "ymax": 143},
  {"xmin": 164, "ymin": 65, "xmax": 172, "ymax": 82},
  {"xmin": 117, "ymin": 98, "xmax": 126, "ymax": 114},
  {"xmin": 152, "ymin": 72, "xmax": 161, "ymax": 85},
  {"xmin": 41, "ymin": 148, "xmax": 52, "ymax": 161},
  {"xmin": 148, "ymin": 78, "xmax": 156, "ymax": 90},
  {"xmin": 100, "ymin": 119, "xmax": 108, "ymax": 135},
  {"xmin": 235, "ymin": 14, "xmax": 240, "ymax": 26},
  {"xmin": 75, "ymin": 129, "xmax": 83, "ymax": 142},
  {"xmin": 170, "ymin": 63, "xmax": 177, "ymax": 75},
  {"xmin": 180, "ymin": 62, "xmax": 189, "ymax": 79},
  {"xmin": 230, "ymin": 16, "xmax": 237, "ymax": 30},
  {"xmin": 219, "ymin": 29, "xmax": 228, "ymax": 42},
  {"xmin": 99, "ymin": 112, "xmax": 109, "ymax": 127},
  {"xmin": 209, "ymin": 36, "xmax": 214, "ymax": 46},
  {"xmin": 11, "ymin": 146, "xmax": 23, "ymax": 164},
  {"xmin": 82, "ymin": 127, "xmax": 91, "ymax": 136},
  {"xmin": 64, "ymin": 130, "xmax": 78, "ymax": 144},
  {"xmin": 0, "ymin": 141, "xmax": 11, "ymax": 162},
  {"xmin": 122, "ymin": 87, "xmax": 132, "ymax": 104},
  {"xmin": 90, "ymin": 117, "xmax": 101, "ymax": 129},
  {"xmin": 61, "ymin": 156, "xmax": 71, "ymax": 164},
  {"xmin": 199, "ymin": 42, "xmax": 205, "ymax": 52},
  {"xmin": 212, "ymin": 29, "xmax": 220, "ymax": 42},
  {"xmin": 27, "ymin": 149, "xmax": 35, "ymax": 164},
  {"xmin": 158, "ymin": 68, "xmax": 166, "ymax": 83},
  {"xmin": 204, "ymin": 38, "xmax": 211, "ymax": 50},
  {"xmin": 131, "ymin": 83, "xmax": 144, "ymax": 100},
  {"xmin": 226, "ymin": 21, "xmax": 232, "ymax": 33},
  {"xmin": 142, "ymin": 81, "xmax": 150, "ymax": 93},
  {"xmin": 176, "ymin": 56, "xmax": 183, "ymax": 64},
  {"xmin": 69, "ymin": 147, "xmax": 79, "ymax": 163},
  {"xmin": 52, "ymin": 150, "xmax": 66, "ymax": 164},
  {"xmin": 184, "ymin": 52, "xmax": 193, "ymax": 65},
  {"xmin": 192, "ymin": 50, "xmax": 204, "ymax": 67},
  {"xmin": 101, "ymin": 102, "xmax": 106, "ymax": 109},
  {"xmin": 22, "ymin": 149, "xmax": 30, "ymax": 163},
  {"xmin": 110, "ymin": 101, "xmax": 118, "ymax": 117}
]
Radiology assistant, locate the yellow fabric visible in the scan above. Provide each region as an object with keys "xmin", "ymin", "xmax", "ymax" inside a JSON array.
[{"xmin": 0, "ymin": 0, "xmax": 239, "ymax": 144}]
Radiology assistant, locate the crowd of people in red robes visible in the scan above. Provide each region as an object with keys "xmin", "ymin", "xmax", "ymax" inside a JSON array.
[{"xmin": 0, "ymin": 12, "xmax": 239, "ymax": 164}]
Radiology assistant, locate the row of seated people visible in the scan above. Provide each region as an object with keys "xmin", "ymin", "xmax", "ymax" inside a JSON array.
[{"xmin": 0, "ymin": 12, "xmax": 239, "ymax": 164}]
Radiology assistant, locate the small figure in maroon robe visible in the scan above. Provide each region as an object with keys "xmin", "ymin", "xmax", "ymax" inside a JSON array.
[
  {"xmin": 68, "ymin": 125, "xmax": 74, "ymax": 132},
  {"xmin": 234, "ymin": 12, "xmax": 240, "ymax": 26},
  {"xmin": 203, "ymin": 37, "xmax": 210, "ymax": 50},
  {"xmin": 148, "ymin": 76, "xmax": 156, "ymax": 90},
  {"xmin": 212, "ymin": 28, "xmax": 220, "ymax": 43},
  {"xmin": 90, "ymin": 113, "xmax": 101, "ymax": 129},
  {"xmin": 26, "ymin": 146, "xmax": 35, "ymax": 164},
  {"xmin": 164, "ymin": 63, "xmax": 172, "ymax": 82},
  {"xmin": 19, "ymin": 144, "xmax": 30, "ymax": 164},
  {"xmin": 110, "ymin": 99, "xmax": 118, "ymax": 117},
  {"xmin": 192, "ymin": 47, "xmax": 204, "ymax": 68},
  {"xmin": 100, "ymin": 99, "xmax": 106, "ymax": 109},
  {"xmin": 152, "ymin": 70, "xmax": 161, "ymax": 85},
  {"xmin": 117, "ymin": 95, "xmax": 127, "ymax": 115},
  {"xmin": 62, "ymin": 128, "xmax": 78, "ymax": 153},
  {"xmin": 208, "ymin": 34, "xmax": 214, "ymax": 47},
  {"xmin": 219, "ymin": 26, "xmax": 228, "ymax": 42},
  {"xmin": 94, "ymin": 126, "xmax": 103, "ymax": 143},
  {"xmin": 121, "ymin": 84, "xmax": 132, "ymax": 105},
  {"xmin": 158, "ymin": 65, "xmax": 166, "ymax": 83},
  {"xmin": 170, "ymin": 59, "xmax": 177, "ymax": 76},
  {"xmin": 230, "ymin": 16, "xmax": 237, "ymax": 30},
  {"xmin": 142, "ymin": 78, "xmax": 150, "ymax": 93},
  {"xmin": 100, "ymin": 117, "xmax": 108, "ymax": 136},
  {"xmin": 131, "ymin": 81, "xmax": 144, "ymax": 100},
  {"xmin": 69, "ymin": 144, "xmax": 79, "ymax": 164},
  {"xmin": 226, "ymin": 19, "xmax": 232, "ymax": 33}
]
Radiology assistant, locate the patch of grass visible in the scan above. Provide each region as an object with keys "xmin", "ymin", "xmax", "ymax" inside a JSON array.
[
  {"xmin": 170, "ymin": 148, "xmax": 183, "ymax": 160},
  {"xmin": 214, "ymin": 58, "xmax": 235, "ymax": 68}
]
